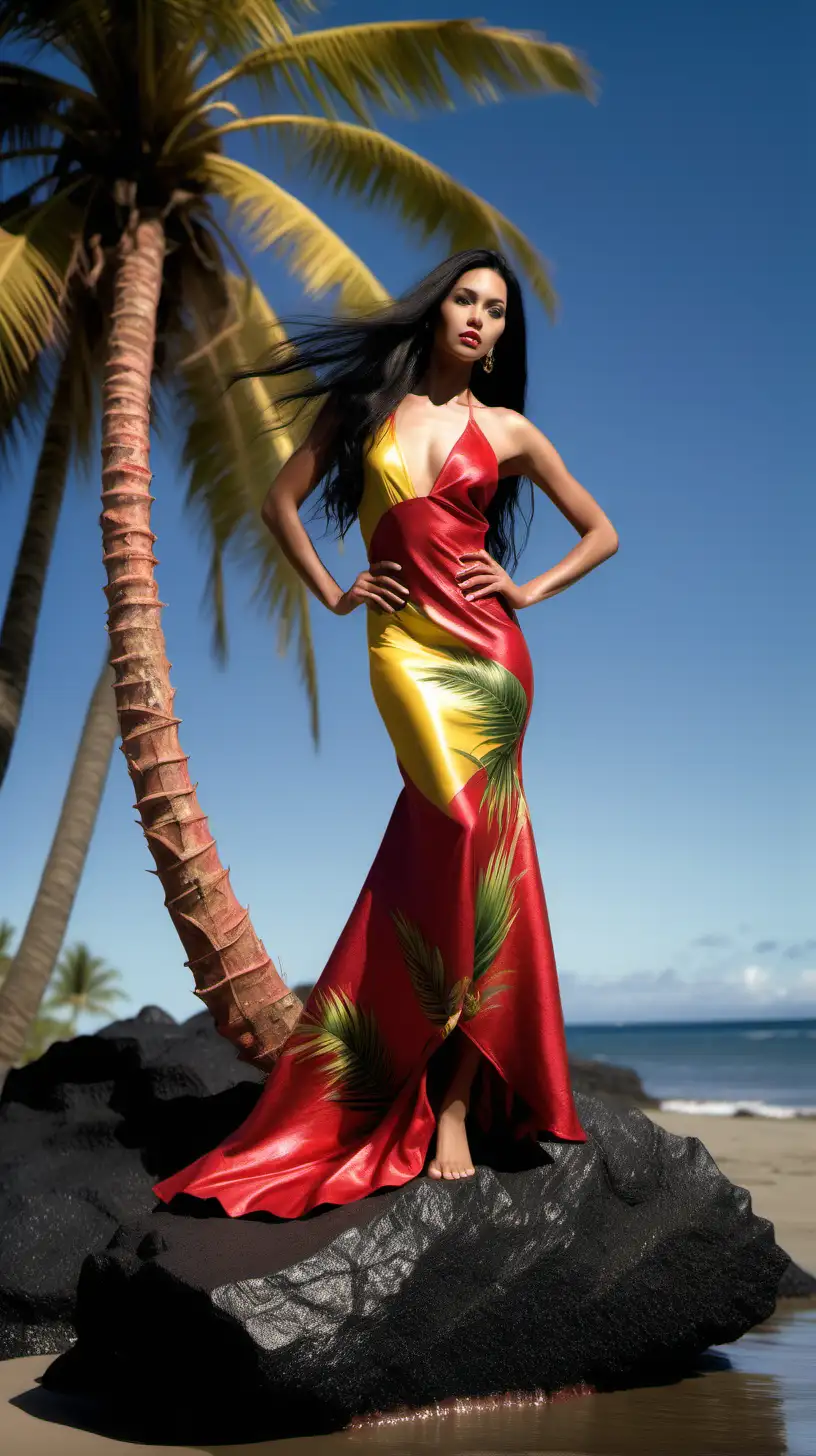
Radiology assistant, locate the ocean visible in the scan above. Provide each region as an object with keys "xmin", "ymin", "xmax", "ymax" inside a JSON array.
[{"xmin": 565, "ymin": 1018, "xmax": 816, "ymax": 1117}]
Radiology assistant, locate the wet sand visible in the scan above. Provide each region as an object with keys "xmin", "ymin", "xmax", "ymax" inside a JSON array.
[
  {"xmin": 1, "ymin": 1306, "xmax": 813, "ymax": 1453},
  {"xmin": 648, "ymin": 1110, "xmax": 816, "ymax": 1274}
]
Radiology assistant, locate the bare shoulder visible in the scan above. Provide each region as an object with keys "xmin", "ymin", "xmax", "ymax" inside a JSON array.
[
  {"xmin": 471, "ymin": 404, "xmax": 553, "ymax": 471},
  {"xmin": 473, "ymin": 405, "xmax": 617, "ymax": 542}
]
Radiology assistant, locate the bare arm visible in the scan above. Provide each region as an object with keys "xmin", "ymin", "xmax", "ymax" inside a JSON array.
[
  {"xmin": 456, "ymin": 413, "xmax": 619, "ymax": 609},
  {"xmin": 260, "ymin": 401, "xmax": 409, "ymax": 617}
]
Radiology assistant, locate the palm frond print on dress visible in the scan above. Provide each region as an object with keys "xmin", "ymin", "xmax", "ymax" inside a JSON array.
[
  {"xmin": 284, "ymin": 987, "xmax": 396, "ymax": 1110},
  {"xmin": 391, "ymin": 909, "xmax": 469, "ymax": 1038},
  {"xmin": 418, "ymin": 648, "xmax": 527, "ymax": 829},
  {"xmin": 391, "ymin": 803, "xmax": 529, "ymax": 1031},
  {"xmin": 465, "ymin": 804, "xmax": 529, "ymax": 1021}
]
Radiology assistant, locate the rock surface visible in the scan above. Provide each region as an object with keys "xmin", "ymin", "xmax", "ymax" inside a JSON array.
[
  {"xmin": 0, "ymin": 1006, "xmax": 261, "ymax": 1358},
  {"xmin": 43, "ymin": 1093, "xmax": 788, "ymax": 1442},
  {"xmin": 568, "ymin": 1053, "xmax": 657, "ymax": 1107},
  {"xmin": 776, "ymin": 1259, "xmax": 816, "ymax": 1299},
  {"xmin": 0, "ymin": 1004, "xmax": 796, "ymax": 1373}
]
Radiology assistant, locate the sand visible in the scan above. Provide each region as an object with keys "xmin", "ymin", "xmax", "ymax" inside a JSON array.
[{"xmin": 648, "ymin": 1110, "xmax": 816, "ymax": 1276}]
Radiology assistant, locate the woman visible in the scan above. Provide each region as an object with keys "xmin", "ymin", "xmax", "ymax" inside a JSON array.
[{"xmin": 153, "ymin": 249, "xmax": 619, "ymax": 1219}]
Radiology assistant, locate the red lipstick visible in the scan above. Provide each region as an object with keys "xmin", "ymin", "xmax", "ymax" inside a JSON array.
[{"xmin": 459, "ymin": 330, "xmax": 480, "ymax": 348}]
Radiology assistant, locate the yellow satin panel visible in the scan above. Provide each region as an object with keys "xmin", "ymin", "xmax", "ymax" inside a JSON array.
[
  {"xmin": 358, "ymin": 417, "xmax": 412, "ymax": 551},
  {"xmin": 367, "ymin": 601, "xmax": 488, "ymax": 815},
  {"xmin": 359, "ymin": 414, "xmax": 487, "ymax": 813}
]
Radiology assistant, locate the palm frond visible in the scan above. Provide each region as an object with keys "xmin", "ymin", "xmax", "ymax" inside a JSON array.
[
  {"xmin": 0, "ymin": 60, "xmax": 96, "ymax": 155},
  {"xmin": 204, "ymin": 541, "xmax": 229, "ymax": 664},
  {"xmin": 0, "ymin": 187, "xmax": 83, "ymax": 403},
  {"xmin": 178, "ymin": 265, "xmax": 320, "ymax": 740},
  {"xmin": 471, "ymin": 975, "xmax": 516, "ymax": 1014},
  {"xmin": 22, "ymin": 1012, "xmax": 73, "ymax": 1061},
  {"xmin": 192, "ymin": 19, "xmax": 593, "ymax": 126},
  {"xmin": 391, "ymin": 908, "xmax": 464, "ymax": 1032},
  {"xmin": 419, "ymin": 650, "xmax": 528, "ymax": 829},
  {"xmin": 44, "ymin": 942, "xmax": 128, "ymax": 1023},
  {"xmin": 0, "ymin": 339, "xmax": 50, "ymax": 465},
  {"xmin": 285, "ymin": 986, "xmax": 395, "ymax": 1109},
  {"xmin": 60, "ymin": 290, "xmax": 104, "ymax": 474},
  {"xmin": 196, "ymin": 0, "xmax": 312, "ymax": 53},
  {"xmin": 204, "ymin": 114, "xmax": 556, "ymax": 312},
  {"xmin": 0, "ymin": 277, "xmax": 104, "ymax": 483},
  {"xmin": 81, "ymin": 966, "xmax": 121, "ymax": 989},
  {"xmin": 247, "ymin": 530, "xmax": 320, "ymax": 744},
  {"xmin": 473, "ymin": 818, "xmax": 528, "ymax": 984},
  {"xmin": 0, "ymin": 918, "xmax": 15, "ymax": 953},
  {"xmin": 199, "ymin": 153, "xmax": 388, "ymax": 310}
]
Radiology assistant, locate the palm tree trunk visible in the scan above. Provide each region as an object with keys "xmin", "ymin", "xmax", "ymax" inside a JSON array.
[
  {"xmin": 0, "ymin": 361, "xmax": 73, "ymax": 791},
  {"xmin": 99, "ymin": 217, "xmax": 300, "ymax": 1071},
  {"xmin": 0, "ymin": 653, "xmax": 119, "ymax": 1078}
]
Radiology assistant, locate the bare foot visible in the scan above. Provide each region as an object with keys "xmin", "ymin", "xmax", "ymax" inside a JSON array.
[{"xmin": 427, "ymin": 1098, "xmax": 476, "ymax": 1179}]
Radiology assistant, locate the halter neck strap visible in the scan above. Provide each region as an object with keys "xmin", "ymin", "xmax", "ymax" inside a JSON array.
[{"xmin": 465, "ymin": 388, "xmax": 475, "ymax": 422}]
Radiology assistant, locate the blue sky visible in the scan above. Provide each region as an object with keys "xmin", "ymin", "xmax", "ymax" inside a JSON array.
[{"xmin": 1, "ymin": 0, "xmax": 812, "ymax": 1029}]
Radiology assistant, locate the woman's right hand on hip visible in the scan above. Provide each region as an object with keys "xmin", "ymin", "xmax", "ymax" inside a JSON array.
[{"xmin": 332, "ymin": 561, "xmax": 409, "ymax": 616}]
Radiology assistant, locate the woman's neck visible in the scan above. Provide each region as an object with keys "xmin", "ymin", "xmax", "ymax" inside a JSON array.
[{"xmin": 417, "ymin": 352, "xmax": 473, "ymax": 408}]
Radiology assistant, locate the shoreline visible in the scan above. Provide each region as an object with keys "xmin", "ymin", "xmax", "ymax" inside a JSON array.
[
  {"xmin": 647, "ymin": 1108, "xmax": 816, "ymax": 1276},
  {"xmin": 658, "ymin": 1098, "xmax": 816, "ymax": 1120}
]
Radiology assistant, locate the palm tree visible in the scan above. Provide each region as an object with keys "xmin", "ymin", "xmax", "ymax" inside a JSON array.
[
  {"xmin": 0, "ymin": 920, "xmax": 74, "ymax": 1060},
  {"xmin": 0, "ymin": 1, "xmax": 592, "ymax": 1072},
  {"xmin": 0, "ymin": 286, "xmax": 102, "ymax": 790},
  {"xmin": 43, "ymin": 941, "xmax": 128, "ymax": 1037},
  {"xmin": 0, "ymin": 652, "xmax": 120, "ymax": 1078}
]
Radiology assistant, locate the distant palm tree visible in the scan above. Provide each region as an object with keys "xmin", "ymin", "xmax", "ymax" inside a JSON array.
[
  {"xmin": 0, "ymin": 653, "xmax": 119, "ymax": 1079},
  {"xmin": 22, "ymin": 1011, "xmax": 72, "ymax": 1063},
  {"xmin": 0, "ymin": 1, "xmax": 592, "ymax": 1072},
  {"xmin": 0, "ymin": 917, "xmax": 15, "ymax": 983},
  {"xmin": 43, "ymin": 942, "xmax": 128, "ymax": 1037},
  {"xmin": 0, "ymin": 919, "xmax": 75, "ymax": 1060}
]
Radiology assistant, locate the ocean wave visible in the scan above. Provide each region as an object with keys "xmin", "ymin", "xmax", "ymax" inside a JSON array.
[
  {"xmin": 659, "ymin": 1098, "xmax": 816, "ymax": 1120},
  {"xmin": 742, "ymin": 1028, "xmax": 802, "ymax": 1040}
]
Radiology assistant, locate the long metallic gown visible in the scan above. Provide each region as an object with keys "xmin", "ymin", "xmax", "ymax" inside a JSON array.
[{"xmin": 153, "ymin": 396, "xmax": 586, "ymax": 1219}]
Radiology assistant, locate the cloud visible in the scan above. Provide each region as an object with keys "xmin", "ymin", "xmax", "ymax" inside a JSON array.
[
  {"xmin": 752, "ymin": 939, "xmax": 779, "ymax": 954},
  {"xmin": 561, "ymin": 960, "xmax": 816, "ymax": 1023},
  {"xmin": 690, "ymin": 933, "xmax": 733, "ymax": 949},
  {"xmin": 783, "ymin": 939, "xmax": 816, "ymax": 961},
  {"xmin": 738, "ymin": 964, "xmax": 786, "ymax": 1000}
]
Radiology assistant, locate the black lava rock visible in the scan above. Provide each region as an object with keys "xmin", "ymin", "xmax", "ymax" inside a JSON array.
[
  {"xmin": 567, "ymin": 1054, "xmax": 657, "ymax": 1107},
  {"xmin": 0, "ymin": 1005, "xmax": 262, "ymax": 1358},
  {"xmin": 43, "ymin": 1094, "xmax": 788, "ymax": 1443},
  {"xmin": 776, "ymin": 1259, "xmax": 816, "ymax": 1299},
  {"xmin": 0, "ymin": 1004, "xmax": 796, "ymax": 1376}
]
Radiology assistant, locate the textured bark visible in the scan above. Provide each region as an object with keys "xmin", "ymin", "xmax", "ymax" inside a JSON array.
[
  {"xmin": 0, "ymin": 363, "xmax": 73, "ymax": 791},
  {"xmin": 99, "ymin": 217, "xmax": 300, "ymax": 1071},
  {"xmin": 0, "ymin": 654, "xmax": 119, "ymax": 1076}
]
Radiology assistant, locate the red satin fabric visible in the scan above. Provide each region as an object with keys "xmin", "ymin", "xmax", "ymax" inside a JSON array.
[{"xmin": 152, "ymin": 408, "xmax": 586, "ymax": 1220}]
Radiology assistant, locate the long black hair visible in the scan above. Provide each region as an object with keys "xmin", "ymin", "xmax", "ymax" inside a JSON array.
[{"xmin": 241, "ymin": 248, "xmax": 535, "ymax": 571}]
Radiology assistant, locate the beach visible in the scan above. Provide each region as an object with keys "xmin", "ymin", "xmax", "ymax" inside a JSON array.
[{"xmin": 648, "ymin": 1109, "xmax": 816, "ymax": 1275}]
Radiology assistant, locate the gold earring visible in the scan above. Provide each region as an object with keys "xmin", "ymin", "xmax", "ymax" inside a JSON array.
[{"xmin": 482, "ymin": 346, "xmax": 495, "ymax": 375}]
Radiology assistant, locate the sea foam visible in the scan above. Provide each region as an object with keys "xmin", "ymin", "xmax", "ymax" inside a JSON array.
[{"xmin": 659, "ymin": 1098, "xmax": 816, "ymax": 1119}]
